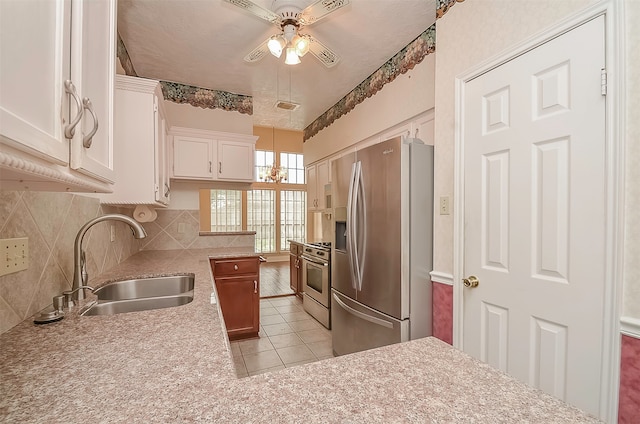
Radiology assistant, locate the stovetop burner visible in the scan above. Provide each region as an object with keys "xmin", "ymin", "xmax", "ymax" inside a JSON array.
[{"xmin": 308, "ymin": 241, "xmax": 331, "ymax": 248}]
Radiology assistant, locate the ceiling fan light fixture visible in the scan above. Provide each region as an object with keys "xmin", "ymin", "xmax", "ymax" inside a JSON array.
[
  {"xmin": 284, "ymin": 47, "xmax": 301, "ymax": 65},
  {"xmin": 267, "ymin": 35, "xmax": 286, "ymax": 58},
  {"xmin": 292, "ymin": 35, "xmax": 310, "ymax": 57}
]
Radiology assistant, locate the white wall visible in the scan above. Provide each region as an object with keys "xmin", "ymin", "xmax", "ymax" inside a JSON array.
[
  {"xmin": 304, "ymin": 54, "xmax": 435, "ymax": 163},
  {"xmin": 163, "ymin": 101, "xmax": 253, "ymax": 135}
]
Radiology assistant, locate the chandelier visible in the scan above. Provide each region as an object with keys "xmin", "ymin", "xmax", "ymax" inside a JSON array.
[
  {"xmin": 259, "ymin": 163, "xmax": 288, "ymax": 183},
  {"xmin": 258, "ymin": 127, "xmax": 288, "ymax": 183}
]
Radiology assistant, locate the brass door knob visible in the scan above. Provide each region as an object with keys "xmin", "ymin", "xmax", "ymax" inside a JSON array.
[{"xmin": 462, "ymin": 275, "xmax": 479, "ymax": 288}]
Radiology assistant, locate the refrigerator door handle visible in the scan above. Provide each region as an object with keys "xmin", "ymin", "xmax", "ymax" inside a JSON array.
[
  {"xmin": 354, "ymin": 161, "xmax": 365, "ymax": 291},
  {"xmin": 332, "ymin": 292, "xmax": 393, "ymax": 329},
  {"xmin": 346, "ymin": 162, "xmax": 358, "ymax": 290}
]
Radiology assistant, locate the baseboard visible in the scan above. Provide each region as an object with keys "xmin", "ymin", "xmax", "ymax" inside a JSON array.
[
  {"xmin": 430, "ymin": 270, "xmax": 454, "ymax": 286},
  {"xmin": 621, "ymin": 316, "xmax": 640, "ymax": 339}
]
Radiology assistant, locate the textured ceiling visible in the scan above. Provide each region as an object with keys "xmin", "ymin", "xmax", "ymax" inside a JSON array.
[{"xmin": 117, "ymin": 0, "xmax": 437, "ymax": 130}]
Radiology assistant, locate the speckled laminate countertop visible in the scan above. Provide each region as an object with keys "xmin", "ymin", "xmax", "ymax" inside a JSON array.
[{"xmin": 0, "ymin": 248, "xmax": 600, "ymax": 423}]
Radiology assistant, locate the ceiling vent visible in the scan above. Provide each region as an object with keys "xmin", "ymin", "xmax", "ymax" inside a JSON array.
[{"xmin": 275, "ymin": 100, "xmax": 300, "ymax": 111}]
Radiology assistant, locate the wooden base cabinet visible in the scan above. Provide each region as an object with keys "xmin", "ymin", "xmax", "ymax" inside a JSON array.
[
  {"xmin": 289, "ymin": 242, "xmax": 303, "ymax": 296},
  {"xmin": 211, "ymin": 257, "xmax": 260, "ymax": 341}
]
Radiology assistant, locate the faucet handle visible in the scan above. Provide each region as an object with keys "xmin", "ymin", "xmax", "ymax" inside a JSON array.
[
  {"xmin": 63, "ymin": 285, "xmax": 95, "ymax": 306},
  {"xmin": 63, "ymin": 290, "xmax": 75, "ymax": 308}
]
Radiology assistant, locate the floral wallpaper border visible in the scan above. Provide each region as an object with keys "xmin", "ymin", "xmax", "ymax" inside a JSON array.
[
  {"xmin": 116, "ymin": 34, "xmax": 253, "ymax": 115},
  {"xmin": 436, "ymin": 0, "xmax": 465, "ymax": 19},
  {"xmin": 303, "ymin": 23, "xmax": 436, "ymax": 141},
  {"xmin": 160, "ymin": 82, "xmax": 253, "ymax": 115}
]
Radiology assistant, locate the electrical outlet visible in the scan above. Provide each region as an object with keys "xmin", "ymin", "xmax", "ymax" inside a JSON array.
[
  {"xmin": 110, "ymin": 225, "xmax": 116, "ymax": 242},
  {"xmin": 177, "ymin": 222, "xmax": 186, "ymax": 234},
  {"xmin": 439, "ymin": 196, "xmax": 451, "ymax": 215},
  {"xmin": 1, "ymin": 237, "xmax": 29, "ymax": 276}
]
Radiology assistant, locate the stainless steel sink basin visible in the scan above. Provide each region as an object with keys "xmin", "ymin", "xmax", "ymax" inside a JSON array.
[
  {"xmin": 81, "ymin": 295, "xmax": 193, "ymax": 316},
  {"xmin": 93, "ymin": 275, "xmax": 195, "ymax": 301},
  {"xmin": 81, "ymin": 274, "xmax": 195, "ymax": 316}
]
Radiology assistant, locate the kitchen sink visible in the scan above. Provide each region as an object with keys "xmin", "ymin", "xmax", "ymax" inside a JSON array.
[
  {"xmin": 93, "ymin": 275, "xmax": 195, "ymax": 301},
  {"xmin": 81, "ymin": 274, "xmax": 195, "ymax": 316}
]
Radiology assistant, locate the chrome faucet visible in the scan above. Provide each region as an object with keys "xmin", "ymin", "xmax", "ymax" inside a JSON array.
[{"xmin": 72, "ymin": 214, "xmax": 147, "ymax": 301}]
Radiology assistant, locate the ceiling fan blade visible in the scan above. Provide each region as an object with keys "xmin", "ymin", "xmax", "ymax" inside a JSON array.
[
  {"xmin": 222, "ymin": 0, "xmax": 281, "ymax": 24},
  {"xmin": 243, "ymin": 38, "xmax": 270, "ymax": 63},
  {"xmin": 299, "ymin": 0, "xmax": 350, "ymax": 26},
  {"xmin": 305, "ymin": 35, "xmax": 340, "ymax": 68}
]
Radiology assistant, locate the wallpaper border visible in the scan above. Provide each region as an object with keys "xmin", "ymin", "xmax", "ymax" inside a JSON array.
[{"xmin": 302, "ymin": 24, "xmax": 436, "ymax": 141}]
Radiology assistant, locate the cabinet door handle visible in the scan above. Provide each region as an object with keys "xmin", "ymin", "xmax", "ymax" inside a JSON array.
[
  {"xmin": 82, "ymin": 97, "xmax": 99, "ymax": 148},
  {"xmin": 209, "ymin": 161, "xmax": 212, "ymax": 173},
  {"xmin": 234, "ymin": 264, "xmax": 238, "ymax": 271},
  {"xmin": 164, "ymin": 183, "xmax": 170, "ymax": 198},
  {"xmin": 218, "ymin": 161, "xmax": 222, "ymax": 174},
  {"xmin": 64, "ymin": 80, "xmax": 83, "ymax": 139},
  {"xmin": 254, "ymin": 280, "xmax": 257, "ymax": 294}
]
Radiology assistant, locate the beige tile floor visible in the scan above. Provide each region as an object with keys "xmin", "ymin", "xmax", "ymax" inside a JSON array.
[{"xmin": 230, "ymin": 296, "xmax": 334, "ymax": 377}]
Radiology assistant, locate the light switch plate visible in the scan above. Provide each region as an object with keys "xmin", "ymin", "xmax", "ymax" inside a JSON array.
[{"xmin": 1, "ymin": 237, "xmax": 29, "ymax": 276}]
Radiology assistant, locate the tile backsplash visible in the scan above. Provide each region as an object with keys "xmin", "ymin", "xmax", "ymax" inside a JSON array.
[
  {"xmin": 137, "ymin": 209, "xmax": 255, "ymax": 251},
  {"xmin": 0, "ymin": 193, "xmax": 255, "ymax": 335},
  {"xmin": 0, "ymin": 191, "xmax": 142, "ymax": 334}
]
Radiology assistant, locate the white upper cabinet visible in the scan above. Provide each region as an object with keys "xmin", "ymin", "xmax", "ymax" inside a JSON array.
[
  {"xmin": 170, "ymin": 127, "xmax": 256, "ymax": 182},
  {"xmin": 218, "ymin": 140, "xmax": 254, "ymax": 181},
  {"xmin": 101, "ymin": 76, "xmax": 169, "ymax": 207},
  {"xmin": 380, "ymin": 110, "xmax": 434, "ymax": 145},
  {"xmin": 69, "ymin": 0, "xmax": 116, "ymax": 182},
  {"xmin": 173, "ymin": 135, "xmax": 217, "ymax": 179},
  {"xmin": 0, "ymin": 0, "xmax": 116, "ymax": 191},
  {"xmin": 306, "ymin": 160, "xmax": 329, "ymax": 211},
  {"xmin": 0, "ymin": 0, "xmax": 71, "ymax": 165}
]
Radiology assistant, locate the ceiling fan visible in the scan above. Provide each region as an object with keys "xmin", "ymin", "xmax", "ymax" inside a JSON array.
[{"xmin": 222, "ymin": 0, "xmax": 350, "ymax": 68}]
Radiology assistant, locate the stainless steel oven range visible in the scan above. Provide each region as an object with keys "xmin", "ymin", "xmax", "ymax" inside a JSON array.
[{"xmin": 301, "ymin": 242, "xmax": 331, "ymax": 329}]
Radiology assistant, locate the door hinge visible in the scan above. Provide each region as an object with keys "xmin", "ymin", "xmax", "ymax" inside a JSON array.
[{"xmin": 601, "ymin": 68, "xmax": 607, "ymax": 96}]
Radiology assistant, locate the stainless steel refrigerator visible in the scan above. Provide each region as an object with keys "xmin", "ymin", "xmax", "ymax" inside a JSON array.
[{"xmin": 331, "ymin": 136, "xmax": 433, "ymax": 356}]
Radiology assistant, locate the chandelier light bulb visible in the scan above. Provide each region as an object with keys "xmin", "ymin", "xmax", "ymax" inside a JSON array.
[
  {"xmin": 285, "ymin": 47, "xmax": 301, "ymax": 65},
  {"xmin": 293, "ymin": 35, "xmax": 310, "ymax": 57},
  {"xmin": 267, "ymin": 35, "xmax": 286, "ymax": 58}
]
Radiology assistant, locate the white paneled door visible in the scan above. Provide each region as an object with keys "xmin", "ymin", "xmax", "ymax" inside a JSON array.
[{"xmin": 462, "ymin": 16, "xmax": 606, "ymax": 416}]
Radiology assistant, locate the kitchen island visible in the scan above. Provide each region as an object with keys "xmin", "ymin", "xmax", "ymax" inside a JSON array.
[{"xmin": 0, "ymin": 248, "xmax": 600, "ymax": 423}]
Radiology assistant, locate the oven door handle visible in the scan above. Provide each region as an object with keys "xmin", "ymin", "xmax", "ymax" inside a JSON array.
[{"xmin": 301, "ymin": 255, "xmax": 329, "ymax": 266}]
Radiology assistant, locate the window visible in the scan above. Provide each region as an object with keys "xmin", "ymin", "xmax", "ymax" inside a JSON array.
[
  {"xmin": 247, "ymin": 190, "xmax": 276, "ymax": 253},
  {"xmin": 280, "ymin": 190, "xmax": 306, "ymax": 250},
  {"xmin": 254, "ymin": 149, "xmax": 274, "ymax": 182},
  {"xmin": 210, "ymin": 190, "xmax": 242, "ymax": 232},
  {"xmin": 199, "ymin": 128, "xmax": 306, "ymax": 254},
  {"xmin": 280, "ymin": 152, "xmax": 305, "ymax": 184}
]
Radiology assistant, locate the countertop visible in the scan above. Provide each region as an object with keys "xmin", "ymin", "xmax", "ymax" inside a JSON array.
[{"xmin": 0, "ymin": 248, "xmax": 600, "ymax": 423}]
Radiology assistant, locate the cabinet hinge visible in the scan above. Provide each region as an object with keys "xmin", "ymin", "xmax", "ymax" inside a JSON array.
[
  {"xmin": 153, "ymin": 97, "xmax": 159, "ymax": 112},
  {"xmin": 601, "ymin": 68, "xmax": 607, "ymax": 96}
]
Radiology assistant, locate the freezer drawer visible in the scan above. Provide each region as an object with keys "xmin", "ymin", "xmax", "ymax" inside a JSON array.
[{"xmin": 331, "ymin": 289, "xmax": 409, "ymax": 356}]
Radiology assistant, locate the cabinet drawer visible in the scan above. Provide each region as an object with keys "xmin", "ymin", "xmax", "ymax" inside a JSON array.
[
  {"xmin": 289, "ymin": 243, "xmax": 301, "ymax": 255},
  {"xmin": 213, "ymin": 257, "xmax": 259, "ymax": 277}
]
